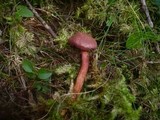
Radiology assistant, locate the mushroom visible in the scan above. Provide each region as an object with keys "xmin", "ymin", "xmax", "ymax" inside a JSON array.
[{"xmin": 68, "ymin": 32, "xmax": 97, "ymax": 100}]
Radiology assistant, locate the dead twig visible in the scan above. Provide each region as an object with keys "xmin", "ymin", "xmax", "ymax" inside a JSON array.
[
  {"xmin": 140, "ymin": 0, "xmax": 153, "ymax": 28},
  {"xmin": 24, "ymin": 0, "xmax": 57, "ymax": 38}
]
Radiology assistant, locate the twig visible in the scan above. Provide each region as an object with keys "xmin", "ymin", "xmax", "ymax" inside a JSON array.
[
  {"xmin": 140, "ymin": 0, "xmax": 154, "ymax": 28},
  {"xmin": 24, "ymin": 0, "xmax": 57, "ymax": 38}
]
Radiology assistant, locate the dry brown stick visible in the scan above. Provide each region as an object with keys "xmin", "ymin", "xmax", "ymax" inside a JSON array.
[
  {"xmin": 140, "ymin": 0, "xmax": 153, "ymax": 28},
  {"xmin": 24, "ymin": 0, "xmax": 57, "ymax": 38}
]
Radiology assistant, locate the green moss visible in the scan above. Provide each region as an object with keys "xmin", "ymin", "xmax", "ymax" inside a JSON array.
[
  {"xmin": 10, "ymin": 25, "xmax": 37, "ymax": 55},
  {"xmin": 100, "ymin": 68, "xmax": 141, "ymax": 120}
]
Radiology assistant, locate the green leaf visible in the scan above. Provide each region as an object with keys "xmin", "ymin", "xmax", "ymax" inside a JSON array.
[
  {"xmin": 22, "ymin": 59, "xmax": 34, "ymax": 73},
  {"xmin": 16, "ymin": 5, "xmax": 33, "ymax": 17},
  {"xmin": 126, "ymin": 32, "xmax": 143, "ymax": 49},
  {"xmin": 126, "ymin": 30, "xmax": 160, "ymax": 49},
  {"xmin": 37, "ymin": 69, "xmax": 52, "ymax": 80}
]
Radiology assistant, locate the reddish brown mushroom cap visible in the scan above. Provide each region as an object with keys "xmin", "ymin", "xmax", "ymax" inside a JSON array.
[{"xmin": 69, "ymin": 32, "xmax": 97, "ymax": 51}]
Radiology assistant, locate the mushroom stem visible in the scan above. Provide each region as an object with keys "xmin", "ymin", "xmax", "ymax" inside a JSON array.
[{"xmin": 72, "ymin": 51, "xmax": 89, "ymax": 100}]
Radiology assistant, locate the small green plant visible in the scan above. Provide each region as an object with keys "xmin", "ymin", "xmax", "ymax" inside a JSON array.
[
  {"xmin": 22, "ymin": 59, "xmax": 52, "ymax": 93},
  {"xmin": 5, "ymin": 5, "xmax": 33, "ymax": 25},
  {"xmin": 126, "ymin": 29, "xmax": 160, "ymax": 49},
  {"xmin": 6, "ymin": 5, "xmax": 35, "ymax": 55}
]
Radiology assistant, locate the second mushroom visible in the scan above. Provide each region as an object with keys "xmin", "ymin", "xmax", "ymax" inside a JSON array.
[{"xmin": 68, "ymin": 32, "xmax": 97, "ymax": 100}]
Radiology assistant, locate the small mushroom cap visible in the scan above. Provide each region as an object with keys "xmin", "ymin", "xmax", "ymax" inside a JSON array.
[{"xmin": 69, "ymin": 32, "xmax": 97, "ymax": 51}]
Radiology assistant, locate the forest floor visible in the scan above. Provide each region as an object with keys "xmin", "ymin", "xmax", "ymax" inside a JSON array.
[{"xmin": 0, "ymin": 0, "xmax": 160, "ymax": 120}]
